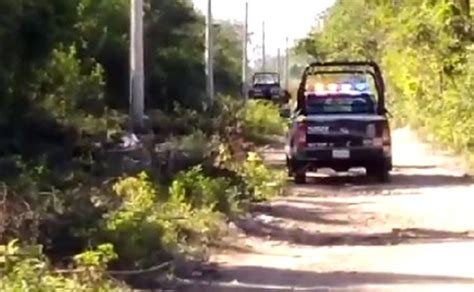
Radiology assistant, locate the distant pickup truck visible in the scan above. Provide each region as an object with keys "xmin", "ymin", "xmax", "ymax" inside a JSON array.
[
  {"xmin": 286, "ymin": 61, "xmax": 393, "ymax": 184},
  {"xmin": 248, "ymin": 72, "xmax": 281, "ymax": 100},
  {"xmin": 248, "ymin": 72, "xmax": 290, "ymax": 103}
]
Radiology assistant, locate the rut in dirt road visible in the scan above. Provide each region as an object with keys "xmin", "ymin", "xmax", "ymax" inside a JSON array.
[{"xmin": 179, "ymin": 128, "xmax": 474, "ymax": 291}]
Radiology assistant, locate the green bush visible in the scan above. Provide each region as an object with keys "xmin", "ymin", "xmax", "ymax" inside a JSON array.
[
  {"xmin": 0, "ymin": 240, "xmax": 126, "ymax": 291},
  {"xmin": 148, "ymin": 106, "xmax": 215, "ymax": 137},
  {"xmin": 155, "ymin": 130, "xmax": 221, "ymax": 181},
  {"xmin": 243, "ymin": 100, "xmax": 287, "ymax": 142},
  {"xmin": 238, "ymin": 152, "xmax": 287, "ymax": 202},
  {"xmin": 166, "ymin": 131, "xmax": 213, "ymax": 161},
  {"xmin": 212, "ymin": 95, "xmax": 246, "ymax": 133},
  {"xmin": 98, "ymin": 150, "xmax": 286, "ymax": 268},
  {"xmin": 32, "ymin": 45, "xmax": 123, "ymax": 136},
  {"xmin": 103, "ymin": 172, "xmax": 180, "ymax": 268},
  {"xmin": 215, "ymin": 143, "xmax": 287, "ymax": 201},
  {"xmin": 100, "ymin": 171, "xmax": 229, "ymax": 268},
  {"xmin": 171, "ymin": 165, "xmax": 240, "ymax": 214}
]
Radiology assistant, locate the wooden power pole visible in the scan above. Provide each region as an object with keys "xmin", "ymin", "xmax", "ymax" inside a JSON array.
[
  {"xmin": 242, "ymin": 1, "xmax": 249, "ymax": 100},
  {"xmin": 262, "ymin": 21, "xmax": 266, "ymax": 71},
  {"xmin": 285, "ymin": 37, "xmax": 289, "ymax": 90},
  {"xmin": 205, "ymin": 0, "xmax": 215, "ymax": 104},
  {"xmin": 130, "ymin": 0, "xmax": 145, "ymax": 131}
]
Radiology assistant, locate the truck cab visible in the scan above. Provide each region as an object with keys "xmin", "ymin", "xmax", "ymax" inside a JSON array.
[{"xmin": 248, "ymin": 72, "xmax": 282, "ymax": 101}]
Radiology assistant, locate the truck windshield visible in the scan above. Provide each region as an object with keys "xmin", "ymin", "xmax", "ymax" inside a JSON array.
[
  {"xmin": 305, "ymin": 94, "xmax": 376, "ymax": 114},
  {"xmin": 253, "ymin": 73, "xmax": 279, "ymax": 85}
]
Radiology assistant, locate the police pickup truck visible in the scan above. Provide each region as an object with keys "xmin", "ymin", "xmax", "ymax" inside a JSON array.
[{"xmin": 286, "ymin": 61, "xmax": 392, "ymax": 184}]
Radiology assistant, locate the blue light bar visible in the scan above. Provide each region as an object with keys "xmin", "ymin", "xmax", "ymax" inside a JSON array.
[{"xmin": 354, "ymin": 83, "xmax": 369, "ymax": 91}]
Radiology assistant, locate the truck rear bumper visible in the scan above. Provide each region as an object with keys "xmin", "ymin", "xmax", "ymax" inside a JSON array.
[{"xmin": 290, "ymin": 147, "xmax": 392, "ymax": 171}]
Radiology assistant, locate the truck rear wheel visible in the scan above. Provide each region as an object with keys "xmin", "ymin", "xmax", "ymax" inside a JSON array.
[{"xmin": 294, "ymin": 170, "xmax": 307, "ymax": 185}]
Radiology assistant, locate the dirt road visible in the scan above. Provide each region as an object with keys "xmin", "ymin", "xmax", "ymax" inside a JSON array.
[{"xmin": 180, "ymin": 128, "xmax": 474, "ymax": 291}]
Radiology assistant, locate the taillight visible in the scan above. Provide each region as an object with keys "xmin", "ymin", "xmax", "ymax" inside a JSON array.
[{"xmin": 296, "ymin": 122, "xmax": 307, "ymax": 148}]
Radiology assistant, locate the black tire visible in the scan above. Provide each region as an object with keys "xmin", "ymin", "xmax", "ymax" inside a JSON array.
[
  {"xmin": 294, "ymin": 170, "xmax": 307, "ymax": 185},
  {"xmin": 287, "ymin": 166, "xmax": 293, "ymax": 178},
  {"xmin": 376, "ymin": 168, "xmax": 390, "ymax": 183}
]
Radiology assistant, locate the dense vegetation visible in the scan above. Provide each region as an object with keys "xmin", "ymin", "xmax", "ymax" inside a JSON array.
[
  {"xmin": 0, "ymin": 0, "xmax": 288, "ymax": 290},
  {"xmin": 298, "ymin": 0, "xmax": 473, "ymax": 160}
]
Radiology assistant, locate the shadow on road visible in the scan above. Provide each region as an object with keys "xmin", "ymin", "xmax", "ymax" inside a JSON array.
[
  {"xmin": 293, "ymin": 173, "xmax": 473, "ymax": 196},
  {"xmin": 249, "ymin": 204, "xmax": 352, "ymax": 226},
  {"xmin": 237, "ymin": 171, "xmax": 474, "ymax": 247},
  {"xmin": 235, "ymin": 211, "xmax": 474, "ymax": 247},
  {"xmin": 178, "ymin": 267, "xmax": 474, "ymax": 291},
  {"xmin": 394, "ymin": 164, "xmax": 438, "ymax": 170}
]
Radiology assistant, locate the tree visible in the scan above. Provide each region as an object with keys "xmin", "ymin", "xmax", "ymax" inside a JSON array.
[
  {"xmin": 0, "ymin": 0, "xmax": 244, "ymax": 162},
  {"xmin": 214, "ymin": 20, "xmax": 243, "ymax": 95}
]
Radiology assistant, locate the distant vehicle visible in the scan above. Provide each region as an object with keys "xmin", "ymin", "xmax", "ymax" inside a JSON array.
[
  {"xmin": 248, "ymin": 72, "xmax": 291, "ymax": 116},
  {"xmin": 286, "ymin": 61, "xmax": 392, "ymax": 184},
  {"xmin": 248, "ymin": 72, "xmax": 284, "ymax": 101}
]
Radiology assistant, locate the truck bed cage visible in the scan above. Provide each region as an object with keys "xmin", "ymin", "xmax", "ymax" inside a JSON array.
[
  {"xmin": 297, "ymin": 61, "xmax": 386, "ymax": 115},
  {"xmin": 252, "ymin": 72, "xmax": 281, "ymax": 84}
]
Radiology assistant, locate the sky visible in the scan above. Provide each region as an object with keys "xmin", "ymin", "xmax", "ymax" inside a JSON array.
[{"xmin": 192, "ymin": 0, "xmax": 335, "ymax": 61}]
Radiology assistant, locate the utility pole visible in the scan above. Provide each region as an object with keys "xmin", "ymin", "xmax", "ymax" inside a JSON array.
[
  {"xmin": 242, "ymin": 1, "xmax": 249, "ymax": 100},
  {"xmin": 285, "ymin": 36, "xmax": 289, "ymax": 90},
  {"xmin": 205, "ymin": 0, "xmax": 215, "ymax": 104},
  {"xmin": 262, "ymin": 21, "xmax": 266, "ymax": 71},
  {"xmin": 130, "ymin": 0, "xmax": 145, "ymax": 131}
]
